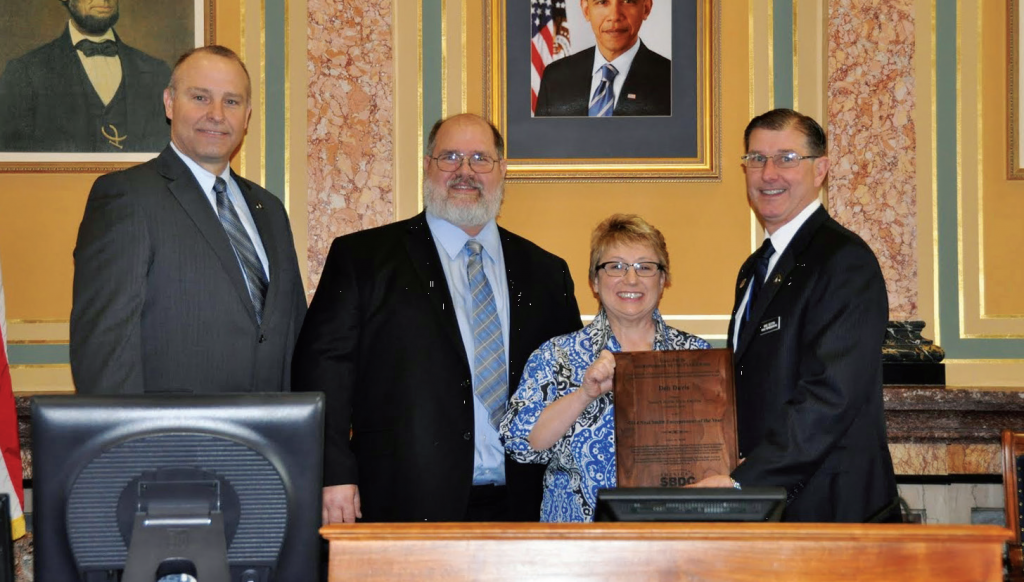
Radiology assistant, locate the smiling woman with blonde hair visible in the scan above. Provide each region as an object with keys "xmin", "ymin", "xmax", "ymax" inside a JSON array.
[{"xmin": 500, "ymin": 213, "xmax": 709, "ymax": 522}]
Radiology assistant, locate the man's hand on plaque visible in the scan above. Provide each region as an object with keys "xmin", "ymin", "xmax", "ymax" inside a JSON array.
[
  {"xmin": 686, "ymin": 475, "xmax": 736, "ymax": 488},
  {"xmin": 581, "ymin": 350, "xmax": 616, "ymax": 399}
]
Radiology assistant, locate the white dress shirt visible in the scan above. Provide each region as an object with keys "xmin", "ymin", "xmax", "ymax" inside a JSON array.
[
  {"xmin": 170, "ymin": 142, "xmax": 271, "ymax": 285},
  {"xmin": 732, "ymin": 200, "xmax": 822, "ymax": 350}
]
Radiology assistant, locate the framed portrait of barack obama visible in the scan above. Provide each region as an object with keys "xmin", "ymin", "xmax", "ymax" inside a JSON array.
[
  {"xmin": 485, "ymin": 0, "xmax": 719, "ymax": 182},
  {"xmin": 0, "ymin": 0, "xmax": 213, "ymax": 172}
]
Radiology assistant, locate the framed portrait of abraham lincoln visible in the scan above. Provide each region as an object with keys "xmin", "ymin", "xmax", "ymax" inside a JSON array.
[{"xmin": 0, "ymin": 0, "xmax": 213, "ymax": 172}]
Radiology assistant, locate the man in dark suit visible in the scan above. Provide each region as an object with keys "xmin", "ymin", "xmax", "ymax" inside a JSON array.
[
  {"xmin": 70, "ymin": 45, "xmax": 306, "ymax": 394},
  {"xmin": 0, "ymin": 0, "xmax": 170, "ymax": 152},
  {"xmin": 534, "ymin": 0, "xmax": 670, "ymax": 117},
  {"xmin": 292, "ymin": 113, "xmax": 583, "ymax": 523},
  {"xmin": 693, "ymin": 109, "xmax": 899, "ymax": 522}
]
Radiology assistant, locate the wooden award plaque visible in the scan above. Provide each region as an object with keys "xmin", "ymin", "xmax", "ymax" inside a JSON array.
[{"xmin": 613, "ymin": 349, "xmax": 737, "ymax": 488}]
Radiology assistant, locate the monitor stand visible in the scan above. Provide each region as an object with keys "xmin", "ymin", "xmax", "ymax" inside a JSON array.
[{"xmin": 122, "ymin": 510, "xmax": 230, "ymax": 582}]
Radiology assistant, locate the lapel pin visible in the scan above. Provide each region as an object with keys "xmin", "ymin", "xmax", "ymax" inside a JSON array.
[
  {"xmin": 255, "ymin": 202, "xmax": 263, "ymax": 210},
  {"xmin": 738, "ymin": 277, "xmax": 747, "ymax": 289},
  {"xmin": 773, "ymin": 274, "xmax": 784, "ymax": 284},
  {"xmin": 627, "ymin": 93, "xmax": 637, "ymax": 100}
]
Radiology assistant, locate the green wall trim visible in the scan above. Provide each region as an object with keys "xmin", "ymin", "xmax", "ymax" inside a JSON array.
[
  {"xmin": 935, "ymin": 0, "xmax": 1024, "ymax": 358},
  {"xmin": 773, "ymin": 0, "xmax": 794, "ymax": 109},
  {"xmin": 423, "ymin": 0, "xmax": 443, "ymax": 150},
  {"xmin": 8, "ymin": 344, "xmax": 69, "ymax": 366},
  {"xmin": 265, "ymin": 0, "xmax": 287, "ymax": 198}
]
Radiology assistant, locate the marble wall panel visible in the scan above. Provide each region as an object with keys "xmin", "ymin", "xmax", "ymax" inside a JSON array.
[
  {"xmin": 827, "ymin": 0, "xmax": 918, "ymax": 318},
  {"xmin": 306, "ymin": 0, "xmax": 395, "ymax": 294}
]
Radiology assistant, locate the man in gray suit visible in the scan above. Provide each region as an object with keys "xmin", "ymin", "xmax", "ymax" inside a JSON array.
[{"xmin": 70, "ymin": 45, "xmax": 306, "ymax": 394}]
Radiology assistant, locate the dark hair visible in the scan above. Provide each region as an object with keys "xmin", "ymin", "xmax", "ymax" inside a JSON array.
[
  {"xmin": 743, "ymin": 108, "xmax": 827, "ymax": 156},
  {"xmin": 589, "ymin": 214, "xmax": 670, "ymax": 286},
  {"xmin": 426, "ymin": 114, "xmax": 505, "ymax": 159},
  {"xmin": 168, "ymin": 45, "xmax": 252, "ymax": 101}
]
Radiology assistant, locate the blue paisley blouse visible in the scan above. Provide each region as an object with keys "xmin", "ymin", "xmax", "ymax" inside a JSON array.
[{"xmin": 500, "ymin": 308, "xmax": 711, "ymax": 522}]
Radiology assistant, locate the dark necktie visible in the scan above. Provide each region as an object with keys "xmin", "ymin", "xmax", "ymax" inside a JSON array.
[
  {"xmin": 588, "ymin": 63, "xmax": 618, "ymax": 117},
  {"xmin": 75, "ymin": 39, "xmax": 118, "ymax": 58},
  {"xmin": 743, "ymin": 238, "xmax": 776, "ymax": 327},
  {"xmin": 213, "ymin": 178, "xmax": 269, "ymax": 324},
  {"xmin": 466, "ymin": 240, "xmax": 508, "ymax": 430}
]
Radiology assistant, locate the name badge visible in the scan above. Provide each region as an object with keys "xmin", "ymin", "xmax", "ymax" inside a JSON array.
[{"xmin": 758, "ymin": 317, "xmax": 781, "ymax": 335}]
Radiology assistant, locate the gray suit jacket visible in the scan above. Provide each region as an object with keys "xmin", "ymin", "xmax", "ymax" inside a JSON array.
[{"xmin": 71, "ymin": 146, "xmax": 307, "ymax": 394}]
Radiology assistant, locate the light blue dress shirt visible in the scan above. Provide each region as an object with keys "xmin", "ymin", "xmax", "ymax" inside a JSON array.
[
  {"xmin": 170, "ymin": 142, "xmax": 270, "ymax": 287},
  {"xmin": 425, "ymin": 211, "xmax": 509, "ymax": 486}
]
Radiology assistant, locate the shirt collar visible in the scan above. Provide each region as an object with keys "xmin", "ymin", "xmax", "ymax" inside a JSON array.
[
  {"xmin": 764, "ymin": 199, "xmax": 821, "ymax": 257},
  {"xmin": 68, "ymin": 23, "xmax": 116, "ymax": 46},
  {"xmin": 170, "ymin": 141, "xmax": 233, "ymax": 194},
  {"xmin": 591, "ymin": 39, "xmax": 642, "ymax": 77},
  {"xmin": 425, "ymin": 212, "xmax": 501, "ymax": 261}
]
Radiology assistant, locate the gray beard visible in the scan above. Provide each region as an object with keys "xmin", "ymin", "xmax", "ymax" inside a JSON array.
[{"xmin": 423, "ymin": 179, "xmax": 503, "ymax": 230}]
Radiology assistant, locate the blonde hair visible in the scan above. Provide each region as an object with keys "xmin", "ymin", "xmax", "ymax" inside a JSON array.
[{"xmin": 589, "ymin": 214, "xmax": 670, "ymax": 285}]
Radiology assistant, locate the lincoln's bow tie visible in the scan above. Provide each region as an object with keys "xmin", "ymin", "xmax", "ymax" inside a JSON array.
[{"xmin": 75, "ymin": 39, "xmax": 118, "ymax": 58}]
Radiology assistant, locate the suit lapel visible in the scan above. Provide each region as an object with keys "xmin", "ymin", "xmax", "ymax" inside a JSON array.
[
  {"xmin": 58, "ymin": 30, "xmax": 94, "ymax": 131},
  {"xmin": 401, "ymin": 213, "xmax": 469, "ymax": 368},
  {"xmin": 158, "ymin": 148, "xmax": 257, "ymax": 321},
  {"xmin": 569, "ymin": 47, "xmax": 596, "ymax": 115},
  {"xmin": 118, "ymin": 35, "xmax": 148, "ymax": 142},
  {"xmin": 734, "ymin": 207, "xmax": 830, "ymax": 359},
  {"xmin": 728, "ymin": 254, "xmax": 757, "ymax": 352},
  {"xmin": 498, "ymin": 228, "xmax": 527, "ymax": 382}
]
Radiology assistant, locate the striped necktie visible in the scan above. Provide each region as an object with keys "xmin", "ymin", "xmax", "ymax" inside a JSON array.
[
  {"xmin": 213, "ymin": 177, "xmax": 268, "ymax": 324},
  {"xmin": 465, "ymin": 240, "xmax": 507, "ymax": 430},
  {"xmin": 588, "ymin": 63, "xmax": 619, "ymax": 117}
]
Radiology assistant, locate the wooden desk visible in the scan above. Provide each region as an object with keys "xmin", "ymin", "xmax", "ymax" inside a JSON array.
[{"xmin": 322, "ymin": 522, "xmax": 1013, "ymax": 582}]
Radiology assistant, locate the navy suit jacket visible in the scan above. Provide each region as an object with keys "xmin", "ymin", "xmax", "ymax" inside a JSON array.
[
  {"xmin": 71, "ymin": 146, "xmax": 307, "ymax": 394},
  {"xmin": 534, "ymin": 41, "xmax": 671, "ymax": 117},
  {"xmin": 727, "ymin": 206, "xmax": 898, "ymax": 522},
  {"xmin": 0, "ymin": 27, "xmax": 170, "ymax": 152},
  {"xmin": 292, "ymin": 212, "xmax": 583, "ymax": 522}
]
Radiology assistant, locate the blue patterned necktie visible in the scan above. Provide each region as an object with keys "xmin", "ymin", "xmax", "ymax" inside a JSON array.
[
  {"xmin": 465, "ymin": 240, "xmax": 508, "ymax": 430},
  {"xmin": 213, "ymin": 177, "xmax": 268, "ymax": 324},
  {"xmin": 743, "ymin": 238, "xmax": 776, "ymax": 329},
  {"xmin": 588, "ymin": 63, "xmax": 619, "ymax": 117}
]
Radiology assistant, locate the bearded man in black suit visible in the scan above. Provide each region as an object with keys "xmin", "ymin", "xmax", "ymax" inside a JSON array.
[
  {"xmin": 0, "ymin": 0, "xmax": 170, "ymax": 152},
  {"xmin": 692, "ymin": 109, "xmax": 900, "ymax": 523},
  {"xmin": 535, "ymin": 0, "xmax": 670, "ymax": 117},
  {"xmin": 293, "ymin": 113, "xmax": 583, "ymax": 523}
]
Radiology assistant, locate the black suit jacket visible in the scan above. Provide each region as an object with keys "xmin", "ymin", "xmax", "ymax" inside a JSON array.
[
  {"xmin": 71, "ymin": 146, "xmax": 307, "ymax": 394},
  {"xmin": 534, "ymin": 41, "xmax": 671, "ymax": 117},
  {"xmin": 291, "ymin": 212, "xmax": 583, "ymax": 522},
  {"xmin": 0, "ymin": 27, "xmax": 170, "ymax": 152},
  {"xmin": 727, "ymin": 206, "xmax": 898, "ymax": 522}
]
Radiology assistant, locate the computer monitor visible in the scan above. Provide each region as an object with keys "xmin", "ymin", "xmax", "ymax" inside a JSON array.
[
  {"xmin": 595, "ymin": 487, "xmax": 787, "ymax": 522},
  {"xmin": 31, "ymin": 393, "xmax": 324, "ymax": 582}
]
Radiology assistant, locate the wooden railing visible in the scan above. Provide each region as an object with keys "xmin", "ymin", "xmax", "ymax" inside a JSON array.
[{"xmin": 322, "ymin": 522, "xmax": 1014, "ymax": 582}]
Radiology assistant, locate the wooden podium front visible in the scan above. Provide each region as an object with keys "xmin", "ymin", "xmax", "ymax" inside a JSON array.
[{"xmin": 322, "ymin": 522, "xmax": 1012, "ymax": 581}]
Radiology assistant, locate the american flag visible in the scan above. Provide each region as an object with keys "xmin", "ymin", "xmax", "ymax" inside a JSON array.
[{"xmin": 531, "ymin": 1, "xmax": 570, "ymax": 114}]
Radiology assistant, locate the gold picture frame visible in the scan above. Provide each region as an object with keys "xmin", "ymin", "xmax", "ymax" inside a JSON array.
[
  {"xmin": 484, "ymin": 0, "xmax": 720, "ymax": 183},
  {"xmin": 0, "ymin": 0, "xmax": 215, "ymax": 173},
  {"xmin": 1010, "ymin": 0, "xmax": 1024, "ymax": 178}
]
